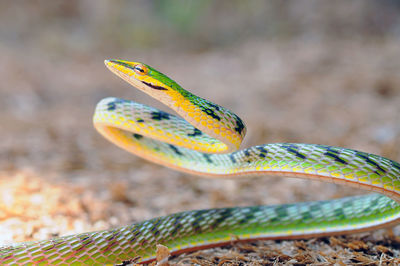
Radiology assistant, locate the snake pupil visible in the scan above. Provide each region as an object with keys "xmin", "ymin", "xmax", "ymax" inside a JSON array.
[{"xmin": 134, "ymin": 64, "xmax": 147, "ymax": 75}]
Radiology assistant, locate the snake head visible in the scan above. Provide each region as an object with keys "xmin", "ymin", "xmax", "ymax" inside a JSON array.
[
  {"xmin": 105, "ymin": 59, "xmax": 172, "ymax": 97},
  {"xmin": 104, "ymin": 59, "xmax": 246, "ymax": 152}
]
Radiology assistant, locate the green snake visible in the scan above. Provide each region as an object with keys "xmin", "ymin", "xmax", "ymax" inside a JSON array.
[{"xmin": 1, "ymin": 59, "xmax": 399, "ymax": 265}]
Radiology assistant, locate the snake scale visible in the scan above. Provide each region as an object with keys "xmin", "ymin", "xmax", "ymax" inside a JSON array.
[{"xmin": 0, "ymin": 59, "xmax": 399, "ymax": 265}]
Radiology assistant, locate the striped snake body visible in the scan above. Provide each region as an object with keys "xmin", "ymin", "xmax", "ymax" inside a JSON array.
[{"xmin": 1, "ymin": 60, "xmax": 399, "ymax": 264}]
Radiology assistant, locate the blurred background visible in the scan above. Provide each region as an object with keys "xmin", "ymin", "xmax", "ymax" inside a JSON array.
[{"xmin": 0, "ymin": 0, "xmax": 399, "ymax": 263}]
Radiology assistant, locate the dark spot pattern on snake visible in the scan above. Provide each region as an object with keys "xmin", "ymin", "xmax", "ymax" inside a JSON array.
[
  {"xmin": 324, "ymin": 147, "xmax": 348, "ymax": 165},
  {"xmin": 151, "ymin": 111, "xmax": 170, "ymax": 121},
  {"xmin": 282, "ymin": 144, "xmax": 307, "ymax": 160},
  {"xmin": 169, "ymin": 144, "xmax": 183, "ymax": 156},
  {"xmin": 356, "ymin": 152, "xmax": 387, "ymax": 175},
  {"xmin": 133, "ymin": 134, "xmax": 143, "ymax": 140},
  {"xmin": 188, "ymin": 128, "xmax": 202, "ymax": 137}
]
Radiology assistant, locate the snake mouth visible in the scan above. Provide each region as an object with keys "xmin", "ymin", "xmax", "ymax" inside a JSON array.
[{"xmin": 141, "ymin": 80, "xmax": 168, "ymax": 90}]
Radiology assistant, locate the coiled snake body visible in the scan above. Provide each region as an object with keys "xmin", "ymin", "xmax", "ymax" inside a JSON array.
[{"xmin": 1, "ymin": 60, "xmax": 399, "ymax": 264}]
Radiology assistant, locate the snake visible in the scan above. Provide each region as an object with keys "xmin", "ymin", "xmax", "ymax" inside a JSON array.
[{"xmin": 1, "ymin": 59, "xmax": 400, "ymax": 265}]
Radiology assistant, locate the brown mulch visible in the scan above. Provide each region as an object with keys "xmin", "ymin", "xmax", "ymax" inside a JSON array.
[{"xmin": 1, "ymin": 38, "xmax": 399, "ymax": 265}]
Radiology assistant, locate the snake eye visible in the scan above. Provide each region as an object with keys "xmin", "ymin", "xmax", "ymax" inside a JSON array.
[{"xmin": 133, "ymin": 64, "xmax": 148, "ymax": 75}]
